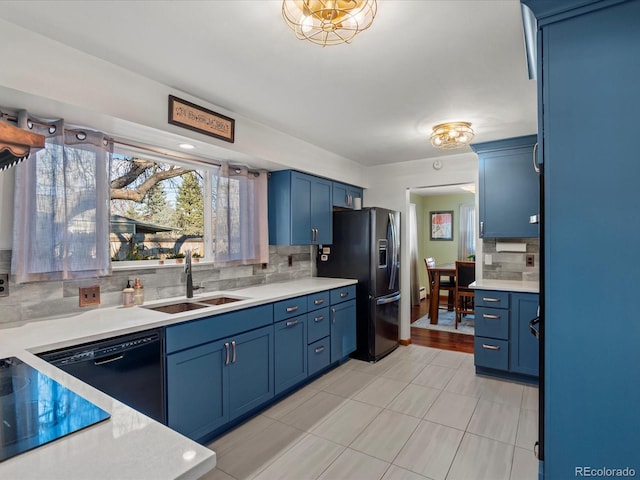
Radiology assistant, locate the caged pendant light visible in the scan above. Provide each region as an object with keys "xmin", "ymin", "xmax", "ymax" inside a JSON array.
[
  {"xmin": 282, "ymin": 0, "xmax": 377, "ymax": 47},
  {"xmin": 430, "ymin": 122, "xmax": 475, "ymax": 150}
]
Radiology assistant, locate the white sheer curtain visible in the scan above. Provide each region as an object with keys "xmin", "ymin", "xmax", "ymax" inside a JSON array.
[
  {"xmin": 458, "ymin": 203, "xmax": 476, "ymax": 261},
  {"xmin": 12, "ymin": 111, "xmax": 112, "ymax": 283},
  {"xmin": 211, "ymin": 164, "xmax": 268, "ymax": 265}
]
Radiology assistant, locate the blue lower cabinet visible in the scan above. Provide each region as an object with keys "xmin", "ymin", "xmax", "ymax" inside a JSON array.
[
  {"xmin": 307, "ymin": 307, "xmax": 330, "ymax": 344},
  {"xmin": 166, "ymin": 324, "xmax": 274, "ymax": 441},
  {"xmin": 474, "ymin": 337, "xmax": 509, "ymax": 371},
  {"xmin": 227, "ymin": 325, "xmax": 275, "ymax": 420},
  {"xmin": 510, "ymin": 293, "xmax": 539, "ymax": 377},
  {"xmin": 308, "ymin": 337, "xmax": 331, "ymax": 376},
  {"xmin": 274, "ymin": 316, "xmax": 307, "ymax": 395},
  {"xmin": 330, "ymin": 299, "xmax": 356, "ymax": 363},
  {"xmin": 166, "ymin": 339, "xmax": 228, "ymax": 439}
]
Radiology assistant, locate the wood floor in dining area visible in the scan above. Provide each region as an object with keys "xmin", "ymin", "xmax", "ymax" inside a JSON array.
[{"xmin": 410, "ymin": 297, "xmax": 474, "ymax": 354}]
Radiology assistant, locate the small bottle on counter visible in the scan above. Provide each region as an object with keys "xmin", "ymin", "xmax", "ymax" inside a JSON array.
[
  {"xmin": 133, "ymin": 277, "xmax": 144, "ymax": 305},
  {"xmin": 123, "ymin": 280, "xmax": 135, "ymax": 308}
]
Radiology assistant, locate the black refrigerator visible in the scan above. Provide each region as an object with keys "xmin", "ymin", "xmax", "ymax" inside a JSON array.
[{"xmin": 317, "ymin": 207, "xmax": 400, "ymax": 362}]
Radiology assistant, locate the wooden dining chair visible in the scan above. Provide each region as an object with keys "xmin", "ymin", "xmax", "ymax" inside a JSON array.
[
  {"xmin": 424, "ymin": 258, "xmax": 455, "ymax": 317},
  {"xmin": 454, "ymin": 261, "xmax": 476, "ymax": 328}
]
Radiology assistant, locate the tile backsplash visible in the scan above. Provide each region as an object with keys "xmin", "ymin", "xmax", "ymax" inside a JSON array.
[
  {"xmin": 0, "ymin": 245, "xmax": 313, "ymax": 329},
  {"xmin": 482, "ymin": 238, "xmax": 539, "ymax": 282}
]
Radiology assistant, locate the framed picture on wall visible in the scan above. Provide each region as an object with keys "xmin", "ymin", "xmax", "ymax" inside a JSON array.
[{"xmin": 430, "ymin": 211, "xmax": 453, "ymax": 241}]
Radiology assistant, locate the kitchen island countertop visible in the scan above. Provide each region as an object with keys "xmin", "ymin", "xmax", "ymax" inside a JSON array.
[
  {"xmin": 0, "ymin": 277, "xmax": 356, "ymax": 480},
  {"xmin": 470, "ymin": 279, "xmax": 539, "ymax": 294}
]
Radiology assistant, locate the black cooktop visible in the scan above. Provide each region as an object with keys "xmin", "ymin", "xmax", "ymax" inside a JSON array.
[{"xmin": 0, "ymin": 356, "xmax": 110, "ymax": 463}]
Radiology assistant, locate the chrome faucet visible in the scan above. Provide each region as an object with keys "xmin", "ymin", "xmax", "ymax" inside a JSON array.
[{"xmin": 185, "ymin": 249, "xmax": 194, "ymax": 298}]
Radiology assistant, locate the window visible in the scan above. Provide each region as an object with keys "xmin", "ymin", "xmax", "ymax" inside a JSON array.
[{"xmin": 109, "ymin": 151, "xmax": 268, "ymax": 266}]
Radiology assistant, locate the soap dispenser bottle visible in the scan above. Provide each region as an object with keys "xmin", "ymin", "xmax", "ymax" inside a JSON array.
[
  {"xmin": 133, "ymin": 278, "xmax": 144, "ymax": 305},
  {"xmin": 123, "ymin": 280, "xmax": 135, "ymax": 308}
]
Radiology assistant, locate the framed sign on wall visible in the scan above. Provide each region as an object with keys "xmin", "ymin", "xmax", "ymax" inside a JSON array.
[
  {"xmin": 430, "ymin": 210, "xmax": 453, "ymax": 241},
  {"xmin": 168, "ymin": 95, "xmax": 235, "ymax": 143}
]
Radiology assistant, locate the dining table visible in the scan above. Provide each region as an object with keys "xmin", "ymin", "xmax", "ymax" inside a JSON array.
[{"xmin": 429, "ymin": 263, "xmax": 456, "ymax": 325}]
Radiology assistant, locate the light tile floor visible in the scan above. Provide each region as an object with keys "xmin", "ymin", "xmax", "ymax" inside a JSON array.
[{"xmin": 201, "ymin": 344, "xmax": 539, "ymax": 480}]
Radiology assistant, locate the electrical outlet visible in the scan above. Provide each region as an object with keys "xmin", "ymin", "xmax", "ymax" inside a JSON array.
[
  {"xmin": 526, "ymin": 254, "xmax": 535, "ymax": 267},
  {"xmin": 79, "ymin": 285, "xmax": 101, "ymax": 307},
  {"xmin": 0, "ymin": 273, "xmax": 8, "ymax": 297}
]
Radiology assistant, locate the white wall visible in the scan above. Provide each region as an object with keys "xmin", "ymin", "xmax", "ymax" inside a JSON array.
[{"xmin": 365, "ymin": 153, "xmax": 479, "ymax": 341}]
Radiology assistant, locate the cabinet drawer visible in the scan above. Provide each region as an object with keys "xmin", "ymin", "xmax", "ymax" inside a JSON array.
[
  {"xmin": 307, "ymin": 291, "xmax": 330, "ymax": 312},
  {"xmin": 307, "ymin": 307, "xmax": 330, "ymax": 344},
  {"xmin": 475, "ymin": 307, "xmax": 509, "ymax": 340},
  {"xmin": 166, "ymin": 304, "xmax": 273, "ymax": 354},
  {"xmin": 330, "ymin": 285, "xmax": 356, "ymax": 304},
  {"xmin": 308, "ymin": 337, "xmax": 330, "ymax": 376},
  {"xmin": 475, "ymin": 290, "xmax": 510, "ymax": 309},
  {"xmin": 474, "ymin": 337, "xmax": 509, "ymax": 371},
  {"xmin": 273, "ymin": 296, "xmax": 308, "ymax": 322}
]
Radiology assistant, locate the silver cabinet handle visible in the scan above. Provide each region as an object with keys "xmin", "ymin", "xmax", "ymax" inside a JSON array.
[
  {"xmin": 314, "ymin": 346, "xmax": 326, "ymax": 354},
  {"xmin": 313, "ymin": 298, "xmax": 325, "ymax": 305},
  {"xmin": 231, "ymin": 340, "xmax": 237, "ymax": 363},
  {"xmin": 286, "ymin": 305, "xmax": 299, "ymax": 313},
  {"xmin": 480, "ymin": 221, "xmax": 484, "ymax": 237},
  {"xmin": 482, "ymin": 314, "xmax": 501, "ymax": 319},
  {"xmin": 314, "ymin": 315, "xmax": 325, "ymax": 323},
  {"xmin": 339, "ymin": 291, "xmax": 348, "ymax": 298},
  {"xmin": 286, "ymin": 319, "xmax": 299, "ymax": 327},
  {"xmin": 482, "ymin": 297, "xmax": 501, "ymax": 303},
  {"xmin": 482, "ymin": 344, "xmax": 501, "ymax": 351},
  {"xmin": 331, "ymin": 307, "xmax": 336, "ymax": 324},
  {"xmin": 224, "ymin": 342, "xmax": 230, "ymax": 365},
  {"xmin": 533, "ymin": 142, "xmax": 540, "ymax": 173}
]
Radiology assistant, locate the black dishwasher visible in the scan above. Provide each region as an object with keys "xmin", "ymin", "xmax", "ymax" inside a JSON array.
[{"xmin": 39, "ymin": 329, "xmax": 165, "ymax": 424}]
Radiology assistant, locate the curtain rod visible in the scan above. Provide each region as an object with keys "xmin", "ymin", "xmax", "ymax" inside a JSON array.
[{"xmin": 1, "ymin": 111, "xmax": 224, "ymax": 168}]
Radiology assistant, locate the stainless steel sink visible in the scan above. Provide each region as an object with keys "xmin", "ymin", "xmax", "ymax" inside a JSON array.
[
  {"xmin": 197, "ymin": 296, "xmax": 243, "ymax": 306},
  {"xmin": 144, "ymin": 302, "xmax": 209, "ymax": 314}
]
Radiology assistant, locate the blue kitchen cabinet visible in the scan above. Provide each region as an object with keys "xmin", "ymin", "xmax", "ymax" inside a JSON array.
[
  {"xmin": 523, "ymin": 0, "xmax": 640, "ymax": 477},
  {"xmin": 268, "ymin": 170, "xmax": 332, "ymax": 245},
  {"xmin": 471, "ymin": 135, "xmax": 538, "ymax": 238},
  {"xmin": 165, "ymin": 308, "xmax": 274, "ymax": 442},
  {"xmin": 166, "ymin": 338, "xmax": 227, "ymax": 440},
  {"xmin": 274, "ymin": 315, "xmax": 307, "ymax": 394},
  {"xmin": 330, "ymin": 286, "xmax": 357, "ymax": 363},
  {"xmin": 474, "ymin": 290, "xmax": 538, "ymax": 382},
  {"xmin": 332, "ymin": 181, "xmax": 363, "ymax": 209},
  {"xmin": 510, "ymin": 293, "xmax": 539, "ymax": 377}
]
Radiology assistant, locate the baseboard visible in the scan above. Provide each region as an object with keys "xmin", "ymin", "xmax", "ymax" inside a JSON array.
[{"xmin": 399, "ymin": 338, "xmax": 412, "ymax": 346}]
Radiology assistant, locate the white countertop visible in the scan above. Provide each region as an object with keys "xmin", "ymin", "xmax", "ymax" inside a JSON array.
[
  {"xmin": 0, "ymin": 277, "xmax": 356, "ymax": 480},
  {"xmin": 470, "ymin": 279, "xmax": 539, "ymax": 294}
]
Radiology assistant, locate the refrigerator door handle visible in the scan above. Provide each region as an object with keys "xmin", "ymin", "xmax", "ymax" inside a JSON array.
[
  {"xmin": 376, "ymin": 293, "xmax": 401, "ymax": 305},
  {"xmin": 388, "ymin": 213, "xmax": 399, "ymax": 290}
]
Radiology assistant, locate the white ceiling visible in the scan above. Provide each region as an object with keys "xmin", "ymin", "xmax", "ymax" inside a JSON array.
[{"xmin": 0, "ymin": 0, "xmax": 537, "ymax": 167}]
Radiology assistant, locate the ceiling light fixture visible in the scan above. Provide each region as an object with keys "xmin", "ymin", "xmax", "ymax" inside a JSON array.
[
  {"xmin": 282, "ymin": 0, "xmax": 377, "ymax": 47},
  {"xmin": 179, "ymin": 143, "xmax": 195, "ymax": 150},
  {"xmin": 430, "ymin": 122, "xmax": 475, "ymax": 150}
]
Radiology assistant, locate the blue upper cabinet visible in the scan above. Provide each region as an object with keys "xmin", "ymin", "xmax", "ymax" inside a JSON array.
[
  {"xmin": 471, "ymin": 135, "xmax": 539, "ymax": 238},
  {"xmin": 268, "ymin": 170, "xmax": 332, "ymax": 245},
  {"xmin": 332, "ymin": 181, "xmax": 363, "ymax": 209}
]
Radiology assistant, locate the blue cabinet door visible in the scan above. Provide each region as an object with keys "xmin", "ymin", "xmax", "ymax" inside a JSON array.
[
  {"xmin": 510, "ymin": 293, "xmax": 539, "ymax": 377},
  {"xmin": 166, "ymin": 339, "xmax": 227, "ymax": 440},
  {"xmin": 290, "ymin": 171, "xmax": 313, "ymax": 244},
  {"xmin": 227, "ymin": 325, "xmax": 274, "ymax": 421},
  {"xmin": 330, "ymin": 299, "xmax": 356, "ymax": 363},
  {"xmin": 274, "ymin": 316, "xmax": 307, "ymax": 394},
  {"xmin": 309, "ymin": 175, "xmax": 332, "ymax": 244},
  {"xmin": 332, "ymin": 182, "xmax": 363, "ymax": 209},
  {"xmin": 472, "ymin": 135, "xmax": 538, "ymax": 238}
]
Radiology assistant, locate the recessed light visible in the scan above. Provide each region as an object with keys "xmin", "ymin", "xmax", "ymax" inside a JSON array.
[{"xmin": 179, "ymin": 143, "xmax": 195, "ymax": 150}]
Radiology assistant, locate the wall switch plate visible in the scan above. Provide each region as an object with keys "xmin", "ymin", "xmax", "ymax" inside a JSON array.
[
  {"xmin": 526, "ymin": 254, "xmax": 535, "ymax": 267},
  {"xmin": 79, "ymin": 285, "xmax": 100, "ymax": 307},
  {"xmin": 484, "ymin": 254, "xmax": 492, "ymax": 266},
  {"xmin": 0, "ymin": 273, "xmax": 8, "ymax": 297}
]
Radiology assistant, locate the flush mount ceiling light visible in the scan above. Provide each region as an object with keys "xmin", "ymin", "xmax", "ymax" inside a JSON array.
[
  {"xmin": 179, "ymin": 143, "xmax": 195, "ymax": 150},
  {"xmin": 282, "ymin": 0, "xmax": 377, "ymax": 47},
  {"xmin": 430, "ymin": 122, "xmax": 475, "ymax": 150}
]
